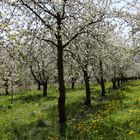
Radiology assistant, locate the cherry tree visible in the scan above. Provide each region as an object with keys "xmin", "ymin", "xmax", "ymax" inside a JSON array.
[
  {"xmin": 12, "ymin": 0, "xmax": 111, "ymax": 130},
  {"xmin": 66, "ymin": 34, "xmax": 94, "ymax": 106},
  {"xmin": 0, "ymin": 44, "xmax": 19, "ymax": 105},
  {"xmin": 26, "ymin": 31, "xmax": 57, "ymax": 96}
]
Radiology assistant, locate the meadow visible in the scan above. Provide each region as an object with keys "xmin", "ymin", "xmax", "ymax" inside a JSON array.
[{"xmin": 0, "ymin": 80, "xmax": 140, "ymax": 140}]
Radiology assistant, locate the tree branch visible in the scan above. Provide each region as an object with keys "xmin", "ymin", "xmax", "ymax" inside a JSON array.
[
  {"xmin": 20, "ymin": 0, "xmax": 53, "ymax": 30},
  {"xmin": 63, "ymin": 14, "xmax": 104, "ymax": 48}
]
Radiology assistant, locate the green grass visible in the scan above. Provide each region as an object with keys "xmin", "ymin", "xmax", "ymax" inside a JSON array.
[{"xmin": 0, "ymin": 81, "xmax": 140, "ymax": 140}]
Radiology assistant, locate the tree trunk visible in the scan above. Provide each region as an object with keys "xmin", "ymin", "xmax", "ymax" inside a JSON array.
[
  {"xmin": 117, "ymin": 78, "xmax": 120, "ymax": 87},
  {"xmin": 112, "ymin": 69, "xmax": 117, "ymax": 89},
  {"xmin": 71, "ymin": 77, "xmax": 76, "ymax": 89},
  {"xmin": 99, "ymin": 60, "xmax": 106, "ymax": 96},
  {"xmin": 100, "ymin": 77, "xmax": 106, "ymax": 96},
  {"xmin": 56, "ymin": 14, "xmax": 67, "ymax": 136},
  {"xmin": 37, "ymin": 82, "xmax": 41, "ymax": 90},
  {"xmin": 120, "ymin": 73, "xmax": 124, "ymax": 85},
  {"xmin": 83, "ymin": 70, "xmax": 91, "ymax": 106},
  {"xmin": 5, "ymin": 87, "xmax": 9, "ymax": 95},
  {"xmin": 11, "ymin": 79, "xmax": 14, "ymax": 104},
  {"xmin": 57, "ymin": 47, "xmax": 66, "ymax": 131},
  {"xmin": 43, "ymin": 84, "xmax": 47, "ymax": 97},
  {"xmin": 121, "ymin": 77, "xmax": 124, "ymax": 85},
  {"xmin": 4, "ymin": 80, "xmax": 9, "ymax": 95},
  {"xmin": 123, "ymin": 77, "xmax": 127, "ymax": 83},
  {"xmin": 112, "ymin": 78, "xmax": 117, "ymax": 89},
  {"xmin": 71, "ymin": 82, "xmax": 75, "ymax": 89}
]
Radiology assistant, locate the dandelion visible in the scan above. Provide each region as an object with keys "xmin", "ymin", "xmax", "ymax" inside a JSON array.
[{"xmin": 129, "ymin": 130, "xmax": 136, "ymax": 135}]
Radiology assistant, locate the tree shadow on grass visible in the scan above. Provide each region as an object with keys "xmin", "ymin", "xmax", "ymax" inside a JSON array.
[
  {"xmin": 66, "ymin": 87, "xmax": 129, "ymax": 122},
  {"xmin": 10, "ymin": 94, "xmax": 58, "ymax": 104},
  {"xmin": 6, "ymin": 118, "xmax": 58, "ymax": 140},
  {"xmin": 66, "ymin": 86, "xmax": 88, "ymax": 94},
  {"xmin": 3, "ymin": 82, "xmax": 135, "ymax": 140},
  {"xmin": 2, "ymin": 87, "xmax": 131, "ymax": 140},
  {"xmin": 8, "ymin": 101, "xmax": 133, "ymax": 140}
]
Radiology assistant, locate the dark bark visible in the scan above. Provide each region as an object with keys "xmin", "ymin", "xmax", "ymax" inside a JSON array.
[
  {"xmin": 112, "ymin": 69, "xmax": 117, "ymax": 89},
  {"xmin": 30, "ymin": 66, "xmax": 42, "ymax": 91},
  {"xmin": 56, "ymin": 12, "xmax": 66, "ymax": 137},
  {"xmin": 100, "ymin": 78, "xmax": 106, "ymax": 96},
  {"xmin": 123, "ymin": 77, "xmax": 127, "ymax": 83},
  {"xmin": 83, "ymin": 69, "xmax": 91, "ymax": 106},
  {"xmin": 72, "ymin": 82, "xmax": 75, "ymax": 89},
  {"xmin": 117, "ymin": 78, "xmax": 120, "ymax": 87},
  {"xmin": 71, "ymin": 77, "xmax": 76, "ymax": 89},
  {"xmin": 121, "ymin": 74, "xmax": 124, "ymax": 85},
  {"xmin": 57, "ymin": 47, "xmax": 66, "ymax": 122},
  {"xmin": 57, "ymin": 47, "xmax": 66, "ymax": 136},
  {"xmin": 5, "ymin": 87, "xmax": 9, "ymax": 95},
  {"xmin": 99, "ymin": 60, "xmax": 106, "ymax": 96},
  {"xmin": 37, "ymin": 82, "xmax": 41, "ymax": 90},
  {"xmin": 4, "ymin": 79, "xmax": 9, "ymax": 95},
  {"xmin": 43, "ymin": 83, "xmax": 47, "ymax": 97},
  {"xmin": 112, "ymin": 78, "xmax": 117, "ymax": 89},
  {"xmin": 113, "ymin": 80, "xmax": 117, "ymax": 89}
]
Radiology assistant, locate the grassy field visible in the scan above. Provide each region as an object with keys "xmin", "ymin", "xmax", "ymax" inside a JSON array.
[{"xmin": 0, "ymin": 80, "xmax": 140, "ymax": 140}]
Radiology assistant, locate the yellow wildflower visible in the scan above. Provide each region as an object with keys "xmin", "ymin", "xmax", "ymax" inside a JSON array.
[
  {"xmin": 129, "ymin": 130, "xmax": 136, "ymax": 135},
  {"xmin": 129, "ymin": 122, "xmax": 134, "ymax": 127}
]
